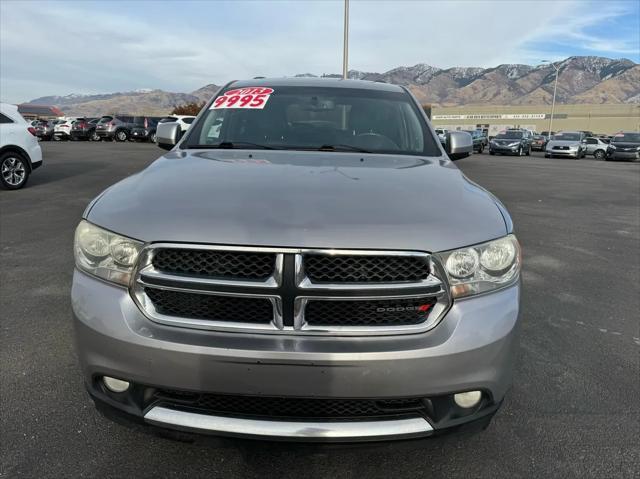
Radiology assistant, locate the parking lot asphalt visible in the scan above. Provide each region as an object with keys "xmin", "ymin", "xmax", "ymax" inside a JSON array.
[{"xmin": 1, "ymin": 142, "xmax": 639, "ymax": 479}]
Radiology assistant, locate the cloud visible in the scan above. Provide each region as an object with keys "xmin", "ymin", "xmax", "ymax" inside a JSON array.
[{"xmin": 0, "ymin": 0, "xmax": 637, "ymax": 102}]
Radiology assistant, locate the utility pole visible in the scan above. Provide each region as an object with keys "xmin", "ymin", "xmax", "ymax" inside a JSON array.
[
  {"xmin": 542, "ymin": 60, "xmax": 559, "ymax": 136},
  {"xmin": 342, "ymin": 0, "xmax": 349, "ymax": 79}
]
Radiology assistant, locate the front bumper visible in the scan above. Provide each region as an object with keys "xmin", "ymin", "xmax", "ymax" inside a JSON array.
[
  {"xmin": 610, "ymin": 151, "xmax": 640, "ymax": 160},
  {"xmin": 490, "ymin": 145, "xmax": 519, "ymax": 154},
  {"xmin": 547, "ymin": 149, "xmax": 579, "ymax": 157},
  {"xmin": 73, "ymin": 270, "xmax": 520, "ymax": 441}
]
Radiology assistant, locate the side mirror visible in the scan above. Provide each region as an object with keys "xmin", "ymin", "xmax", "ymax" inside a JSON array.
[
  {"xmin": 445, "ymin": 131, "xmax": 473, "ymax": 160},
  {"xmin": 156, "ymin": 122, "xmax": 181, "ymax": 150}
]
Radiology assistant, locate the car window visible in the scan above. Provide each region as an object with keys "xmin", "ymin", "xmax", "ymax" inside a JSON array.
[
  {"xmin": 586, "ymin": 138, "xmax": 597, "ymax": 144},
  {"xmin": 159, "ymin": 117, "xmax": 178, "ymax": 123},
  {"xmin": 186, "ymin": 86, "xmax": 439, "ymax": 156},
  {"xmin": 552, "ymin": 132, "xmax": 581, "ymax": 141},
  {"xmin": 182, "ymin": 117, "xmax": 195, "ymax": 124},
  {"xmin": 495, "ymin": 131, "xmax": 523, "ymax": 139},
  {"xmin": 0, "ymin": 113, "xmax": 14, "ymax": 124},
  {"xmin": 98, "ymin": 116, "xmax": 113, "ymax": 124}
]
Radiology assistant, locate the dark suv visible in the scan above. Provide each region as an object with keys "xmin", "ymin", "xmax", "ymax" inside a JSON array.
[
  {"xmin": 70, "ymin": 118, "xmax": 99, "ymax": 141},
  {"xmin": 130, "ymin": 117, "xmax": 162, "ymax": 143},
  {"xmin": 463, "ymin": 130, "xmax": 487, "ymax": 153},
  {"xmin": 489, "ymin": 129, "xmax": 532, "ymax": 156},
  {"xmin": 95, "ymin": 115, "xmax": 152, "ymax": 142}
]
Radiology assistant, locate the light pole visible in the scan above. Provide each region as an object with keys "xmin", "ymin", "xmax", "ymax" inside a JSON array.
[
  {"xmin": 541, "ymin": 60, "xmax": 559, "ymax": 137},
  {"xmin": 342, "ymin": 0, "xmax": 349, "ymax": 79}
]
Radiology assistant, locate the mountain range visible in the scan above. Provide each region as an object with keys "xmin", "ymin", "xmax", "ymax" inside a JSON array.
[{"xmin": 26, "ymin": 56, "xmax": 639, "ymax": 116}]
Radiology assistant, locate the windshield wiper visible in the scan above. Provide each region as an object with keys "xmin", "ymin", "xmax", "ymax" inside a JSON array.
[
  {"xmin": 186, "ymin": 142, "xmax": 277, "ymax": 150},
  {"xmin": 317, "ymin": 144, "xmax": 371, "ymax": 153}
]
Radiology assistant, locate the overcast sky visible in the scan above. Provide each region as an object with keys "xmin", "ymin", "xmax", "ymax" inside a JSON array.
[{"xmin": 1, "ymin": 0, "xmax": 638, "ymax": 103}]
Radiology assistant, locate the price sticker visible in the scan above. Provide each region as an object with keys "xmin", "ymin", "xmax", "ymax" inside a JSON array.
[{"xmin": 211, "ymin": 87, "xmax": 274, "ymax": 110}]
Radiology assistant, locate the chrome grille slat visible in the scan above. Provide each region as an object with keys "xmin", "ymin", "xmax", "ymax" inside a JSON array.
[{"xmin": 131, "ymin": 244, "xmax": 451, "ymax": 335}]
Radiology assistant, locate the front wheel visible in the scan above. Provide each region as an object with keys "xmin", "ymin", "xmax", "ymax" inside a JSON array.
[
  {"xmin": 150, "ymin": 132, "xmax": 157, "ymax": 143},
  {"xmin": 0, "ymin": 152, "xmax": 30, "ymax": 190},
  {"xmin": 526, "ymin": 146, "xmax": 531, "ymax": 156},
  {"xmin": 90, "ymin": 131, "xmax": 100, "ymax": 142},
  {"xmin": 115, "ymin": 130, "xmax": 129, "ymax": 142},
  {"xmin": 518, "ymin": 146, "xmax": 524, "ymax": 156},
  {"xmin": 594, "ymin": 149, "xmax": 605, "ymax": 160},
  {"xmin": 478, "ymin": 144, "xmax": 484, "ymax": 154}
]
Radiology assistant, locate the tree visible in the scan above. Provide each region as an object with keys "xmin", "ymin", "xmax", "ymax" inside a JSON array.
[{"xmin": 172, "ymin": 102, "xmax": 205, "ymax": 116}]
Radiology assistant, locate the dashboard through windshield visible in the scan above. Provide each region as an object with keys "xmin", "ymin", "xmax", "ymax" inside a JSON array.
[{"xmin": 183, "ymin": 86, "xmax": 440, "ymax": 156}]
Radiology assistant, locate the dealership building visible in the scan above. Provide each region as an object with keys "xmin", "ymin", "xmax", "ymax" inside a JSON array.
[{"xmin": 430, "ymin": 103, "xmax": 639, "ymax": 136}]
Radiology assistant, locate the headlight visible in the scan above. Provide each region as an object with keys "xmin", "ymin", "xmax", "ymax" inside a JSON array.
[
  {"xmin": 74, "ymin": 220, "xmax": 143, "ymax": 286},
  {"xmin": 508, "ymin": 142, "xmax": 519, "ymax": 147},
  {"xmin": 609, "ymin": 144, "xmax": 617, "ymax": 150},
  {"xmin": 437, "ymin": 235, "xmax": 521, "ymax": 298}
]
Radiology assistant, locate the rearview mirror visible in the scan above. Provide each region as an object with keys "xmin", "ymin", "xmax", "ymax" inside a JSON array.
[
  {"xmin": 156, "ymin": 122, "xmax": 181, "ymax": 150},
  {"xmin": 445, "ymin": 131, "xmax": 473, "ymax": 160}
]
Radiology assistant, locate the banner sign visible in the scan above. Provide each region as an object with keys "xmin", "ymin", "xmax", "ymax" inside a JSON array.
[{"xmin": 432, "ymin": 113, "xmax": 547, "ymax": 120}]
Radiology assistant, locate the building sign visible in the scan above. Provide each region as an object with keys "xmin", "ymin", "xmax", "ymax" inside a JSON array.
[{"xmin": 432, "ymin": 113, "xmax": 547, "ymax": 120}]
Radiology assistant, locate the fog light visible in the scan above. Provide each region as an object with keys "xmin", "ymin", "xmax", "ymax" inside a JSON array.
[
  {"xmin": 103, "ymin": 376, "xmax": 130, "ymax": 393},
  {"xmin": 454, "ymin": 390, "xmax": 482, "ymax": 408}
]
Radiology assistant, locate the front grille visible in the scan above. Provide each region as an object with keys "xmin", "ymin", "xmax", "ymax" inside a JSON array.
[
  {"xmin": 304, "ymin": 254, "xmax": 429, "ymax": 283},
  {"xmin": 134, "ymin": 245, "xmax": 447, "ymax": 334},
  {"xmin": 152, "ymin": 248, "xmax": 276, "ymax": 281},
  {"xmin": 304, "ymin": 297, "xmax": 436, "ymax": 326},
  {"xmin": 145, "ymin": 287, "xmax": 273, "ymax": 323},
  {"xmin": 154, "ymin": 389, "xmax": 427, "ymax": 420},
  {"xmin": 553, "ymin": 146, "xmax": 570, "ymax": 150}
]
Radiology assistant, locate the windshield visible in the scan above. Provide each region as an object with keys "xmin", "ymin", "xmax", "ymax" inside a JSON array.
[
  {"xmin": 552, "ymin": 132, "xmax": 581, "ymax": 141},
  {"xmin": 612, "ymin": 132, "xmax": 640, "ymax": 143},
  {"xmin": 495, "ymin": 131, "xmax": 523, "ymax": 139},
  {"xmin": 98, "ymin": 116, "xmax": 113, "ymax": 124},
  {"xmin": 184, "ymin": 85, "xmax": 439, "ymax": 156}
]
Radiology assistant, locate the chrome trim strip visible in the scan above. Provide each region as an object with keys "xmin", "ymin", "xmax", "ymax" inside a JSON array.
[
  {"xmin": 144, "ymin": 406, "xmax": 433, "ymax": 439},
  {"xmin": 132, "ymin": 280, "xmax": 284, "ymax": 331}
]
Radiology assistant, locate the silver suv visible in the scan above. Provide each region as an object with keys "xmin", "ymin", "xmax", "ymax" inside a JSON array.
[{"xmin": 72, "ymin": 79, "xmax": 521, "ymax": 441}]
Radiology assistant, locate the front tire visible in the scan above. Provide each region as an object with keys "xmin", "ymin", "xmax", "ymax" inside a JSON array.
[
  {"xmin": 526, "ymin": 146, "xmax": 531, "ymax": 156},
  {"xmin": 150, "ymin": 132, "xmax": 157, "ymax": 143},
  {"xmin": 0, "ymin": 152, "xmax": 30, "ymax": 190},
  {"xmin": 518, "ymin": 146, "xmax": 524, "ymax": 156},
  {"xmin": 478, "ymin": 144, "xmax": 484, "ymax": 154},
  {"xmin": 115, "ymin": 130, "xmax": 129, "ymax": 142},
  {"xmin": 594, "ymin": 149, "xmax": 605, "ymax": 160}
]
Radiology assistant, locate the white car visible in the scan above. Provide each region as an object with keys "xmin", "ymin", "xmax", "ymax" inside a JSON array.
[
  {"xmin": 0, "ymin": 103, "xmax": 43, "ymax": 189},
  {"xmin": 435, "ymin": 128, "xmax": 448, "ymax": 144},
  {"xmin": 53, "ymin": 118, "xmax": 77, "ymax": 141},
  {"xmin": 158, "ymin": 115, "xmax": 195, "ymax": 141}
]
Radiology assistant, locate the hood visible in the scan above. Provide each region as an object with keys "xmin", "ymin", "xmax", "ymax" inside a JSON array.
[
  {"xmin": 492, "ymin": 138, "xmax": 521, "ymax": 144},
  {"xmin": 611, "ymin": 141, "xmax": 640, "ymax": 148},
  {"xmin": 546, "ymin": 140, "xmax": 581, "ymax": 148},
  {"xmin": 87, "ymin": 150, "xmax": 508, "ymax": 252}
]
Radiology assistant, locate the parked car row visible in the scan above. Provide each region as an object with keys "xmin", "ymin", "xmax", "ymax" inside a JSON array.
[
  {"xmin": 484, "ymin": 128, "xmax": 637, "ymax": 161},
  {"xmin": 31, "ymin": 115, "xmax": 196, "ymax": 143}
]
